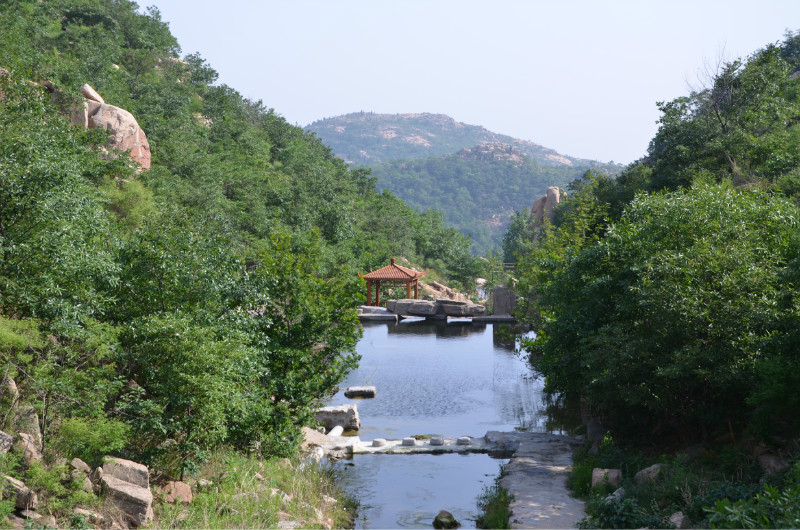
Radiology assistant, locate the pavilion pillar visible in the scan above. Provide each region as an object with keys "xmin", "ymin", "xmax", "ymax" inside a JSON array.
[
  {"xmin": 375, "ymin": 280, "xmax": 381, "ymax": 306},
  {"xmin": 414, "ymin": 279, "xmax": 419, "ymax": 299},
  {"xmin": 406, "ymin": 280, "xmax": 411, "ymax": 299},
  {"xmin": 366, "ymin": 280, "xmax": 373, "ymax": 306}
]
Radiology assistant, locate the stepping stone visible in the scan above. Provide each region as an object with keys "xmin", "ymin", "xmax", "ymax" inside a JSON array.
[
  {"xmin": 344, "ymin": 386, "xmax": 377, "ymax": 398},
  {"xmin": 402, "ymin": 437, "xmax": 416, "ymax": 446},
  {"xmin": 430, "ymin": 437, "xmax": 444, "ymax": 446},
  {"xmin": 372, "ymin": 439, "xmax": 387, "ymax": 447},
  {"xmin": 456, "ymin": 437, "xmax": 471, "ymax": 446}
]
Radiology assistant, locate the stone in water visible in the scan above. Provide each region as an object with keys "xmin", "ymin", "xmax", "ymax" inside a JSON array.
[
  {"xmin": 402, "ymin": 437, "xmax": 416, "ymax": 446},
  {"xmin": 456, "ymin": 437, "xmax": 471, "ymax": 446},
  {"xmin": 372, "ymin": 438, "xmax": 387, "ymax": 447},
  {"xmin": 430, "ymin": 437, "xmax": 444, "ymax": 446},
  {"xmin": 344, "ymin": 386, "xmax": 377, "ymax": 398}
]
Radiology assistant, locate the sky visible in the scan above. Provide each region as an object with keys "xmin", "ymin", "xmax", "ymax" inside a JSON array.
[{"xmin": 147, "ymin": 1, "xmax": 800, "ymax": 165}]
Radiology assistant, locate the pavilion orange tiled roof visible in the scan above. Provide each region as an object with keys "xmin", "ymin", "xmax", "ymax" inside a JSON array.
[{"xmin": 362, "ymin": 259, "xmax": 427, "ymax": 280}]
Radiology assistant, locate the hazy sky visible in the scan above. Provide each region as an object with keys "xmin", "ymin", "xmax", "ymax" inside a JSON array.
[{"xmin": 148, "ymin": 1, "xmax": 799, "ymax": 165}]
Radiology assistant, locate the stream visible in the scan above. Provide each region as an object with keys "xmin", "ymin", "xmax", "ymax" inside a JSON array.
[{"xmin": 328, "ymin": 318, "xmax": 565, "ymax": 529}]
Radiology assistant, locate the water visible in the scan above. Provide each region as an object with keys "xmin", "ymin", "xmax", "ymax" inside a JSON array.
[{"xmin": 329, "ymin": 319, "xmax": 554, "ymax": 529}]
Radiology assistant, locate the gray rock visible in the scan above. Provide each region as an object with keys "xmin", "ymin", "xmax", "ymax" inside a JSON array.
[
  {"xmin": 103, "ymin": 456, "xmax": 150, "ymax": 488},
  {"xmin": 70, "ymin": 457, "xmax": 91, "ymax": 474},
  {"xmin": 74, "ymin": 508, "xmax": 107, "ymax": 526},
  {"xmin": 3, "ymin": 474, "xmax": 38, "ymax": 511},
  {"xmin": 456, "ymin": 437, "xmax": 472, "ymax": 446},
  {"xmin": 372, "ymin": 438, "xmax": 387, "ymax": 447},
  {"xmin": 433, "ymin": 509, "xmax": 460, "ymax": 529},
  {"xmin": 344, "ymin": 385, "xmax": 377, "ymax": 398},
  {"xmin": 388, "ymin": 299, "xmax": 438, "ymax": 316},
  {"xmin": 80, "ymin": 83, "xmax": 104, "ymax": 103},
  {"xmin": 670, "ymin": 511, "xmax": 691, "ymax": 529},
  {"xmin": 0, "ymin": 430, "xmax": 13, "ymax": 453},
  {"xmin": 101, "ymin": 474, "xmax": 154, "ymax": 528},
  {"xmin": 315, "ymin": 404, "xmax": 360, "ymax": 431},
  {"xmin": 605, "ymin": 487, "xmax": 625, "ymax": 503},
  {"xmin": 436, "ymin": 300, "xmax": 486, "ymax": 317},
  {"xmin": 634, "ymin": 463, "xmax": 663, "ymax": 485},
  {"xmin": 14, "ymin": 433, "xmax": 42, "ymax": 465},
  {"xmin": 12, "ymin": 406, "xmax": 42, "ymax": 450},
  {"xmin": 430, "ymin": 437, "xmax": 444, "ymax": 446},
  {"xmin": 402, "ymin": 437, "xmax": 416, "ymax": 446},
  {"xmin": 758, "ymin": 453, "xmax": 789, "ymax": 475},
  {"xmin": 591, "ymin": 468, "xmax": 621, "ymax": 489}
]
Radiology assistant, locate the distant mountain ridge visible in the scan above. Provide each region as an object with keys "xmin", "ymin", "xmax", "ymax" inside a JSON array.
[
  {"xmin": 305, "ymin": 112, "xmax": 618, "ymax": 170},
  {"xmin": 305, "ymin": 111, "xmax": 622, "ymax": 254}
]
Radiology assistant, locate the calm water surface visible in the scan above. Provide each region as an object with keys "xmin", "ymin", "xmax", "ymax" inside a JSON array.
[{"xmin": 329, "ymin": 319, "xmax": 553, "ymax": 529}]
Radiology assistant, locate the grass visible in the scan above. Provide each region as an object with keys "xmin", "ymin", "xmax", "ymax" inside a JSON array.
[
  {"xmin": 475, "ymin": 464, "xmax": 513, "ymax": 529},
  {"xmin": 153, "ymin": 448, "xmax": 357, "ymax": 529}
]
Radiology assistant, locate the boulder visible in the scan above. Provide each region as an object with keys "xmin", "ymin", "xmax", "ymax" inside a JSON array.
[
  {"xmin": 433, "ymin": 509, "xmax": 460, "ymax": 529},
  {"xmin": 73, "ymin": 508, "xmax": 107, "ymax": 527},
  {"xmin": 436, "ymin": 300, "xmax": 485, "ymax": 317},
  {"xmin": 387, "ymin": 299, "xmax": 438, "ymax": 316},
  {"xmin": 634, "ymin": 463, "xmax": 663, "ymax": 485},
  {"xmin": 12, "ymin": 405, "xmax": 42, "ymax": 450},
  {"xmin": 0, "ymin": 430, "xmax": 13, "ymax": 453},
  {"xmin": 327, "ymin": 426, "xmax": 344, "ymax": 437},
  {"xmin": 103, "ymin": 456, "xmax": 149, "ymax": 488},
  {"xmin": 605, "ymin": 487, "xmax": 625, "ymax": 503},
  {"xmin": 3, "ymin": 475, "xmax": 38, "ymax": 511},
  {"xmin": 70, "ymin": 457, "xmax": 91, "ymax": 475},
  {"xmin": 80, "ymin": 83, "xmax": 104, "ymax": 103},
  {"xmin": 14, "ymin": 433, "xmax": 42, "ymax": 465},
  {"xmin": 591, "ymin": 468, "xmax": 621, "ymax": 489},
  {"xmin": 344, "ymin": 386, "xmax": 377, "ymax": 398},
  {"xmin": 758, "ymin": 453, "xmax": 789, "ymax": 475},
  {"xmin": 101, "ymin": 474, "xmax": 153, "ymax": 528},
  {"xmin": 315, "ymin": 404, "xmax": 360, "ymax": 431},
  {"xmin": 162, "ymin": 480, "xmax": 192, "ymax": 504},
  {"xmin": 670, "ymin": 511, "xmax": 691, "ymax": 529},
  {"xmin": 531, "ymin": 186, "xmax": 566, "ymax": 227},
  {"xmin": 491, "ymin": 286, "xmax": 516, "ymax": 316},
  {"xmin": 87, "ymin": 101, "xmax": 151, "ymax": 170}
]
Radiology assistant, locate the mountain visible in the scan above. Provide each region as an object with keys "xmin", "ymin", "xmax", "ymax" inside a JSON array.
[
  {"xmin": 305, "ymin": 112, "xmax": 622, "ymax": 254},
  {"xmin": 305, "ymin": 111, "xmax": 618, "ymax": 170}
]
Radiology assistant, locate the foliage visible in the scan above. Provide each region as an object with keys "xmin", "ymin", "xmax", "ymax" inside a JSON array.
[
  {"xmin": 475, "ymin": 467, "xmax": 513, "ymax": 529},
  {"xmin": 705, "ymin": 484, "xmax": 800, "ymax": 529},
  {"xmin": 522, "ymin": 185, "xmax": 800, "ymax": 438},
  {"xmin": 53, "ymin": 416, "xmax": 129, "ymax": 466},
  {"xmin": 578, "ymin": 496, "xmax": 668, "ymax": 529}
]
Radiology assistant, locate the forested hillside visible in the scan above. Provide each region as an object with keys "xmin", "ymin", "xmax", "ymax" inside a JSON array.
[
  {"xmin": 369, "ymin": 144, "xmax": 583, "ymax": 254},
  {"xmin": 0, "ymin": 1, "xmax": 483, "ymax": 519},
  {"xmin": 510, "ymin": 30, "xmax": 800, "ymax": 528},
  {"xmin": 307, "ymin": 113, "xmax": 621, "ymax": 254}
]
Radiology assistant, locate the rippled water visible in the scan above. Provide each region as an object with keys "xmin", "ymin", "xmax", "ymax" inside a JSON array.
[{"xmin": 329, "ymin": 319, "xmax": 552, "ymax": 529}]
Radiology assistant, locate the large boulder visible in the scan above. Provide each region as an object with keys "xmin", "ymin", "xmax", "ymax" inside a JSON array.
[
  {"xmin": 14, "ymin": 433, "xmax": 42, "ymax": 466},
  {"xmin": 315, "ymin": 404, "xmax": 360, "ymax": 431},
  {"xmin": 634, "ymin": 463, "xmax": 663, "ymax": 485},
  {"xmin": 435, "ymin": 299, "xmax": 485, "ymax": 317},
  {"xmin": 12, "ymin": 405, "xmax": 42, "ymax": 450},
  {"xmin": 491, "ymin": 286, "xmax": 516, "ymax": 316},
  {"xmin": 101, "ymin": 474, "xmax": 153, "ymax": 528},
  {"xmin": 386, "ymin": 299, "xmax": 438, "ymax": 316},
  {"xmin": 87, "ymin": 100, "xmax": 151, "ymax": 170},
  {"xmin": 0, "ymin": 430, "xmax": 13, "ymax": 453},
  {"xmin": 3, "ymin": 475, "xmax": 38, "ymax": 511},
  {"xmin": 102, "ymin": 457, "xmax": 150, "ymax": 488},
  {"xmin": 531, "ymin": 186, "xmax": 566, "ymax": 227},
  {"xmin": 591, "ymin": 468, "xmax": 621, "ymax": 489}
]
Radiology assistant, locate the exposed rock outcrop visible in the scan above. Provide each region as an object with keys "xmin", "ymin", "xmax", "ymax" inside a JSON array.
[
  {"xmin": 491, "ymin": 286, "xmax": 516, "ymax": 316},
  {"xmin": 531, "ymin": 186, "xmax": 566, "ymax": 227},
  {"xmin": 419, "ymin": 281, "xmax": 468, "ymax": 302},
  {"xmin": 384, "ymin": 299, "xmax": 486, "ymax": 318},
  {"xmin": 87, "ymin": 99, "xmax": 151, "ymax": 170},
  {"xmin": 99, "ymin": 457, "xmax": 153, "ymax": 527},
  {"xmin": 315, "ymin": 404, "xmax": 360, "ymax": 432}
]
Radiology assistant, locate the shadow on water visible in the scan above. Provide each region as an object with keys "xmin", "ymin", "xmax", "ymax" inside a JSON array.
[{"xmin": 333, "ymin": 321, "xmax": 578, "ymax": 529}]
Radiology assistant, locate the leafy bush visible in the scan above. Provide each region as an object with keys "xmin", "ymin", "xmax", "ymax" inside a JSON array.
[
  {"xmin": 53, "ymin": 417, "xmax": 129, "ymax": 466},
  {"xmin": 579, "ymin": 496, "xmax": 668, "ymax": 529},
  {"xmin": 705, "ymin": 483, "xmax": 800, "ymax": 529}
]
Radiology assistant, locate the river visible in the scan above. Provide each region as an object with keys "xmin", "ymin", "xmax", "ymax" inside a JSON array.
[{"xmin": 328, "ymin": 318, "xmax": 566, "ymax": 529}]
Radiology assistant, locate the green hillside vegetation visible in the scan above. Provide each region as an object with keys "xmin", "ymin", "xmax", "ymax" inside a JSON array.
[
  {"xmin": 306, "ymin": 111, "xmax": 621, "ymax": 167},
  {"xmin": 369, "ymin": 144, "xmax": 585, "ymax": 254},
  {"xmin": 0, "ymin": 0, "xmax": 484, "ymax": 524},
  {"xmin": 510, "ymin": 31, "xmax": 800, "ymax": 528},
  {"xmin": 306, "ymin": 112, "xmax": 621, "ymax": 254}
]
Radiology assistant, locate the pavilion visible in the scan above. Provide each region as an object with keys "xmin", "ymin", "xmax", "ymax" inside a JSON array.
[{"xmin": 360, "ymin": 258, "xmax": 428, "ymax": 306}]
